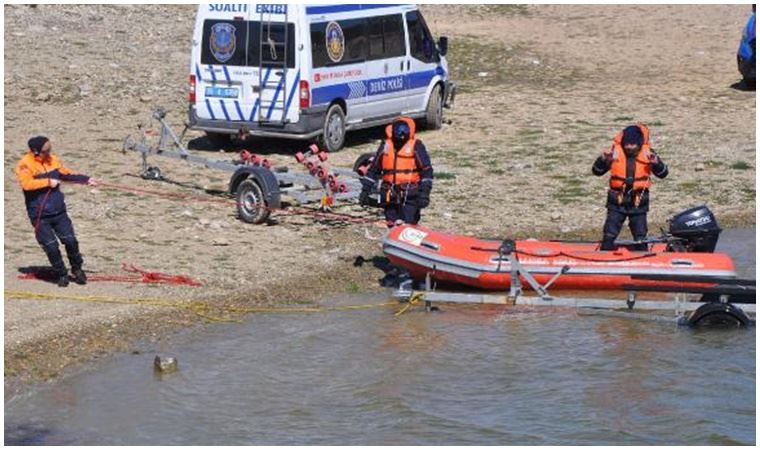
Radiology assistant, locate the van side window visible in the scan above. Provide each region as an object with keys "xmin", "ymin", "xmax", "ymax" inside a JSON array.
[
  {"xmin": 250, "ymin": 22, "xmax": 295, "ymax": 68},
  {"xmin": 405, "ymin": 11, "xmax": 436, "ymax": 63},
  {"xmin": 368, "ymin": 14, "xmax": 405, "ymax": 60},
  {"xmin": 201, "ymin": 19, "xmax": 249, "ymax": 66},
  {"xmin": 311, "ymin": 19, "xmax": 367, "ymax": 68}
]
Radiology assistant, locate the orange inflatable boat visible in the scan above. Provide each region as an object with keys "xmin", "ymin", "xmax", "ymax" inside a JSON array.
[{"xmin": 383, "ymin": 207, "xmax": 737, "ymax": 292}]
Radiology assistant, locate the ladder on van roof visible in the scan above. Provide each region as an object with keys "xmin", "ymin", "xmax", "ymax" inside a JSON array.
[{"xmin": 257, "ymin": 8, "xmax": 289, "ymax": 125}]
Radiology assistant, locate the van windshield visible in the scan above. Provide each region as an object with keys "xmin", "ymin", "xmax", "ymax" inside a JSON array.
[{"xmin": 201, "ymin": 19, "xmax": 295, "ymax": 68}]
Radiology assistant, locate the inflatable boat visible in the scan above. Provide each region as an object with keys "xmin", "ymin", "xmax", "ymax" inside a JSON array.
[{"xmin": 383, "ymin": 206, "xmax": 737, "ymax": 291}]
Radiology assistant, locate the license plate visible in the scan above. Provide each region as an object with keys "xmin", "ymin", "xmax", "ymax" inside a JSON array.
[{"xmin": 205, "ymin": 86, "xmax": 239, "ymax": 99}]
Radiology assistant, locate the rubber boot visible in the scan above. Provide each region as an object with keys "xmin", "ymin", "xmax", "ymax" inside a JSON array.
[
  {"xmin": 57, "ymin": 274, "xmax": 70, "ymax": 287},
  {"xmin": 72, "ymin": 267, "xmax": 87, "ymax": 285}
]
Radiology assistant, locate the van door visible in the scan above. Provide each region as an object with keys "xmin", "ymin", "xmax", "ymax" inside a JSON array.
[
  {"xmin": 195, "ymin": 11, "xmax": 254, "ymax": 123},
  {"xmin": 250, "ymin": 6, "xmax": 298, "ymax": 124},
  {"xmin": 309, "ymin": 18, "xmax": 368, "ymax": 124},
  {"xmin": 364, "ymin": 13, "xmax": 407, "ymax": 120},
  {"xmin": 403, "ymin": 9, "xmax": 439, "ymax": 114}
]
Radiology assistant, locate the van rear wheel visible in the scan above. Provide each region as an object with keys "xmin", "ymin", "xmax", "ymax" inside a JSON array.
[
  {"xmin": 423, "ymin": 84, "xmax": 443, "ymax": 130},
  {"xmin": 206, "ymin": 132, "xmax": 232, "ymax": 149},
  {"xmin": 319, "ymin": 104, "xmax": 346, "ymax": 152}
]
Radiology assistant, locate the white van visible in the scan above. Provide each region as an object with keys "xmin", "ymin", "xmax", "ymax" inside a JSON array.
[{"xmin": 189, "ymin": 4, "xmax": 455, "ymax": 152}]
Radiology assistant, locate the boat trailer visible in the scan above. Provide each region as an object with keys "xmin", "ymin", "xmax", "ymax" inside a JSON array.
[
  {"xmin": 122, "ymin": 108, "xmax": 372, "ymax": 224},
  {"xmin": 393, "ymin": 241, "xmax": 756, "ymax": 327}
]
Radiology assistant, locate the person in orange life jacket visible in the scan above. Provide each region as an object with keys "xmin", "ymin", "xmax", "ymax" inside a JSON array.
[
  {"xmin": 359, "ymin": 117, "xmax": 433, "ymax": 227},
  {"xmin": 15, "ymin": 136, "xmax": 99, "ymax": 287},
  {"xmin": 592, "ymin": 124, "xmax": 668, "ymax": 251}
]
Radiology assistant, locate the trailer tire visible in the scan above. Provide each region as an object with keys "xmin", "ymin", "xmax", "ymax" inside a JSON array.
[
  {"xmin": 236, "ymin": 178, "xmax": 270, "ymax": 224},
  {"xmin": 353, "ymin": 152, "xmax": 375, "ymax": 174},
  {"xmin": 423, "ymin": 84, "xmax": 443, "ymax": 130},
  {"xmin": 319, "ymin": 104, "xmax": 346, "ymax": 152}
]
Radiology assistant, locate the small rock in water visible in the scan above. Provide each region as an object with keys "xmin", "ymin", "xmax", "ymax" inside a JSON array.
[{"xmin": 154, "ymin": 355, "xmax": 178, "ymax": 374}]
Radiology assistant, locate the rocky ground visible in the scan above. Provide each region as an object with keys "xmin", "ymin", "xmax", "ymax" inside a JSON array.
[{"xmin": 4, "ymin": 5, "xmax": 755, "ymax": 391}]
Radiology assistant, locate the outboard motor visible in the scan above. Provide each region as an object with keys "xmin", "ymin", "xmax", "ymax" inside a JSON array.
[{"xmin": 668, "ymin": 205, "xmax": 722, "ymax": 253}]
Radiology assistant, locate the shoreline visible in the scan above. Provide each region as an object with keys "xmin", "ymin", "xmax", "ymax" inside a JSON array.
[{"xmin": 5, "ymin": 213, "xmax": 755, "ymax": 396}]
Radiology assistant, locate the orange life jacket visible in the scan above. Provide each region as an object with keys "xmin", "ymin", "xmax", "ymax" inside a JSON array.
[
  {"xmin": 608, "ymin": 123, "xmax": 653, "ymax": 192},
  {"xmin": 380, "ymin": 117, "xmax": 421, "ymax": 185}
]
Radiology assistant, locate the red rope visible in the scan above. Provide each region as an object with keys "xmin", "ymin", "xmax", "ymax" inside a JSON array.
[
  {"xmin": 95, "ymin": 181, "xmax": 383, "ymax": 225},
  {"xmin": 18, "ymin": 263, "xmax": 203, "ymax": 287}
]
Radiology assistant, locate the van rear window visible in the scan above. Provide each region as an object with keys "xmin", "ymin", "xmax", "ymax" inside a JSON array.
[{"xmin": 201, "ymin": 19, "xmax": 295, "ymax": 68}]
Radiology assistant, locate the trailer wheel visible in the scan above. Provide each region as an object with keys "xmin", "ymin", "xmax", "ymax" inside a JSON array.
[
  {"xmin": 320, "ymin": 104, "xmax": 346, "ymax": 152},
  {"xmin": 423, "ymin": 84, "xmax": 443, "ymax": 130},
  {"xmin": 686, "ymin": 303, "xmax": 751, "ymax": 328},
  {"xmin": 353, "ymin": 152, "xmax": 375, "ymax": 174},
  {"xmin": 236, "ymin": 178, "xmax": 270, "ymax": 224}
]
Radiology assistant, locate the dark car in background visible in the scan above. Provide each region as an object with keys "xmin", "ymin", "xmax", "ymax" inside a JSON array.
[{"xmin": 737, "ymin": 5, "xmax": 755, "ymax": 87}]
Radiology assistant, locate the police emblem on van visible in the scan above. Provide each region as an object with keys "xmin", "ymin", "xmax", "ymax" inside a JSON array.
[
  {"xmin": 209, "ymin": 22, "xmax": 236, "ymax": 63},
  {"xmin": 325, "ymin": 21, "xmax": 345, "ymax": 63}
]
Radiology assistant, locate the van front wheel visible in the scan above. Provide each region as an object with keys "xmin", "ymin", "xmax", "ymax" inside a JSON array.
[
  {"xmin": 319, "ymin": 104, "xmax": 346, "ymax": 152},
  {"xmin": 423, "ymin": 84, "xmax": 443, "ymax": 130}
]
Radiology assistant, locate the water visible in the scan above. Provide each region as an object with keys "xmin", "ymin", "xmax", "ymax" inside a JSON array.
[{"xmin": 5, "ymin": 230, "xmax": 756, "ymax": 445}]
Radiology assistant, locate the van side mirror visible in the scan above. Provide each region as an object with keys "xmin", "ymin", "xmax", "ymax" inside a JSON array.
[{"xmin": 437, "ymin": 36, "xmax": 448, "ymax": 57}]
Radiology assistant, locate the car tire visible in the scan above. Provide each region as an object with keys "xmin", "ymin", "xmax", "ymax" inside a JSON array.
[
  {"xmin": 319, "ymin": 104, "xmax": 346, "ymax": 152},
  {"xmin": 423, "ymin": 84, "xmax": 443, "ymax": 130},
  {"xmin": 236, "ymin": 178, "xmax": 270, "ymax": 224},
  {"xmin": 206, "ymin": 132, "xmax": 232, "ymax": 149}
]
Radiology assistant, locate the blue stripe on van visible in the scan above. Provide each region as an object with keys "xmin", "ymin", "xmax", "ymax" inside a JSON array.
[
  {"xmin": 266, "ymin": 76, "xmax": 285, "ymax": 119},
  {"xmin": 234, "ymin": 100, "xmax": 245, "ymax": 121},
  {"xmin": 195, "ymin": 63, "xmax": 202, "ymax": 82},
  {"xmin": 222, "ymin": 65, "xmax": 231, "ymax": 82},
  {"xmin": 406, "ymin": 69, "xmax": 437, "ymax": 90},
  {"xmin": 205, "ymin": 99, "xmax": 216, "ymax": 120},
  {"xmin": 311, "ymin": 70, "xmax": 438, "ymax": 105},
  {"xmin": 219, "ymin": 100, "xmax": 231, "ymax": 121},
  {"xmin": 305, "ymin": 4, "xmax": 405, "ymax": 15},
  {"xmin": 285, "ymin": 72, "xmax": 301, "ymax": 114},
  {"xmin": 249, "ymin": 67, "xmax": 272, "ymax": 121},
  {"xmin": 208, "ymin": 65, "xmax": 217, "ymax": 82}
]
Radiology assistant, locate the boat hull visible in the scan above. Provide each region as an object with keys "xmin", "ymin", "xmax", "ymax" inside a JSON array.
[{"xmin": 383, "ymin": 225, "xmax": 737, "ymax": 291}]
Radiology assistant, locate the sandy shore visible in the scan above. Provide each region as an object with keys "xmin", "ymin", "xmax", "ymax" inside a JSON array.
[{"xmin": 4, "ymin": 5, "xmax": 755, "ymax": 391}]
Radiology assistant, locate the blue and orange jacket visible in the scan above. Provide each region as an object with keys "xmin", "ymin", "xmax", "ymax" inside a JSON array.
[
  {"xmin": 363, "ymin": 117, "xmax": 433, "ymax": 188},
  {"xmin": 15, "ymin": 151, "xmax": 90, "ymax": 220}
]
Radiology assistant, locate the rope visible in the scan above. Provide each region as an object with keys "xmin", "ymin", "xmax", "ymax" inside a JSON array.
[
  {"xmin": 92, "ymin": 180, "xmax": 384, "ymax": 226},
  {"xmin": 4, "ymin": 290, "xmax": 400, "ymax": 323},
  {"xmin": 394, "ymin": 292, "xmax": 425, "ymax": 317},
  {"xmin": 18, "ymin": 263, "xmax": 203, "ymax": 287},
  {"xmin": 471, "ymin": 246, "xmax": 658, "ymax": 263}
]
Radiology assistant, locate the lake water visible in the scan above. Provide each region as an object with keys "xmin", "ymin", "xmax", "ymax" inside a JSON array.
[{"xmin": 4, "ymin": 230, "xmax": 755, "ymax": 445}]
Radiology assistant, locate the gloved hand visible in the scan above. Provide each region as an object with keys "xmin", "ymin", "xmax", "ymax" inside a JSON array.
[
  {"xmin": 648, "ymin": 151, "xmax": 661, "ymax": 165},
  {"xmin": 602, "ymin": 146, "xmax": 614, "ymax": 162},
  {"xmin": 359, "ymin": 189, "xmax": 371, "ymax": 206},
  {"xmin": 417, "ymin": 187, "xmax": 431, "ymax": 208}
]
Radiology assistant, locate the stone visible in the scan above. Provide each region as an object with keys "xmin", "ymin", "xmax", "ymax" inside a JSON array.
[
  {"xmin": 153, "ymin": 355, "xmax": 178, "ymax": 374},
  {"xmin": 550, "ymin": 212, "xmax": 562, "ymax": 221},
  {"xmin": 695, "ymin": 163, "xmax": 705, "ymax": 172},
  {"xmin": 212, "ymin": 238, "xmax": 230, "ymax": 246},
  {"xmin": 35, "ymin": 92, "xmax": 51, "ymax": 102}
]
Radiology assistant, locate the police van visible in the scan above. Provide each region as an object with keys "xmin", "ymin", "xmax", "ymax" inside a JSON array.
[{"xmin": 189, "ymin": 3, "xmax": 455, "ymax": 152}]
